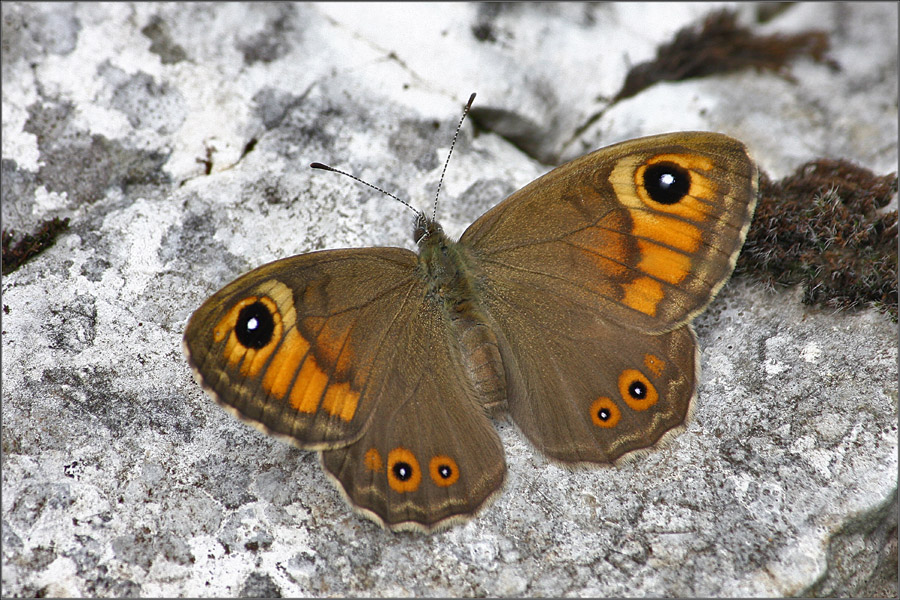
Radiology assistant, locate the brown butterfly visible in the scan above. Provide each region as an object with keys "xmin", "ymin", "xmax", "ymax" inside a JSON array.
[{"xmin": 183, "ymin": 96, "xmax": 758, "ymax": 532}]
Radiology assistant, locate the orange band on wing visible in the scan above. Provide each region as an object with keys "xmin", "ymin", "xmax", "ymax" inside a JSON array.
[
  {"xmin": 320, "ymin": 380, "xmax": 360, "ymax": 422},
  {"xmin": 636, "ymin": 240, "xmax": 691, "ymax": 285},
  {"xmin": 283, "ymin": 352, "xmax": 360, "ymax": 421},
  {"xmin": 631, "ymin": 212, "xmax": 702, "ymax": 253},
  {"xmin": 621, "ymin": 276, "xmax": 664, "ymax": 316},
  {"xmin": 289, "ymin": 355, "xmax": 329, "ymax": 413},
  {"xmin": 262, "ymin": 327, "xmax": 310, "ymax": 399}
]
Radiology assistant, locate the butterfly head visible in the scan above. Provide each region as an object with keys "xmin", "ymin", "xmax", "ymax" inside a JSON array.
[{"xmin": 413, "ymin": 213, "xmax": 444, "ymax": 247}]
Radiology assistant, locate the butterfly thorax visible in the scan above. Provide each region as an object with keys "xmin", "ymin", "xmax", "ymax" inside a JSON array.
[
  {"xmin": 416, "ymin": 217, "xmax": 507, "ymax": 409},
  {"xmin": 415, "ymin": 219, "xmax": 473, "ymax": 306}
]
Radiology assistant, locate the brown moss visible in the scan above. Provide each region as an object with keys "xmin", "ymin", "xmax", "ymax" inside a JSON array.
[
  {"xmin": 1, "ymin": 216, "xmax": 71, "ymax": 275},
  {"xmin": 737, "ymin": 160, "xmax": 898, "ymax": 319},
  {"xmin": 568, "ymin": 8, "xmax": 839, "ymax": 154},
  {"xmin": 611, "ymin": 9, "xmax": 838, "ymax": 104}
]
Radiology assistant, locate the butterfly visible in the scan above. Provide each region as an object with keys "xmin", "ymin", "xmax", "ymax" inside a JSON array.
[{"xmin": 183, "ymin": 96, "xmax": 758, "ymax": 531}]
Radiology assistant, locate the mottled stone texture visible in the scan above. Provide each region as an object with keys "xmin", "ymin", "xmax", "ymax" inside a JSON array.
[{"xmin": 2, "ymin": 2, "xmax": 896, "ymax": 597}]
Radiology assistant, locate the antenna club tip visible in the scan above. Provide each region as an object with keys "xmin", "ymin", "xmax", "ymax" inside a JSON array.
[
  {"xmin": 310, "ymin": 162, "xmax": 332, "ymax": 171},
  {"xmin": 466, "ymin": 93, "xmax": 476, "ymax": 107}
]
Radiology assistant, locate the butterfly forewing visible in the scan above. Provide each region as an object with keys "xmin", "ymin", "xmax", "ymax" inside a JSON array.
[
  {"xmin": 185, "ymin": 248, "xmax": 425, "ymax": 449},
  {"xmin": 460, "ymin": 132, "xmax": 758, "ymax": 334}
]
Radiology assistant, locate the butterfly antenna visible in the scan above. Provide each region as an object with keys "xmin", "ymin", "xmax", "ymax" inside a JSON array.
[
  {"xmin": 310, "ymin": 162, "xmax": 421, "ymax": 218},
  {"xmin": 432, "ymin": 92, "xmax": 476, "ymax": 221}
]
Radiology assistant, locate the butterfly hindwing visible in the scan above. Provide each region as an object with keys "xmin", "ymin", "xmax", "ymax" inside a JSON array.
[
  {"xmin": 320, "ymin": 297, "xmax": 505, "ymax": 531},
  {"xmin": 475, "ymin": 270, "xmax": 698, "ymax": 462}
]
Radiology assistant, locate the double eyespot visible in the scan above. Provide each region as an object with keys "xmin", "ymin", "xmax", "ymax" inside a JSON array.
[
  {"xmin": 364, "ymin": 447, "xmax": 460, "ymax": 493},
  {"xmin": 589, "ymin": 354, "xmax": 663, "ymax": 429}
]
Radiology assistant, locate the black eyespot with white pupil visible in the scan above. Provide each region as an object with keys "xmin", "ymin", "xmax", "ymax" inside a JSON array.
[
  {"xmin": 643, "ymin": 162, "xmax": 690, "ymax": 205},
  {"xmin": 235, "ymin": 301, "xmax": 275, "ymax": 349},
  {"xmin": 393, "ymin": 461, "xmax": 413, "ymax": 482},
  {"xmin": 628, "ymin": 380, "xmax": 648, "ymax": 400},
  {"xmin": 597, "ymin": 407, "xmax": 612, "ymax": 421},
  {"xmin": 437, "ymin": 464, "xmax": 453, "ymax": 479}
]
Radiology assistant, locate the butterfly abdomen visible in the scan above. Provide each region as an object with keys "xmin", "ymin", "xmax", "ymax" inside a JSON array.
[{"xmin": 450, "ymin": 312, "xmax": 507, "ymax": 411}]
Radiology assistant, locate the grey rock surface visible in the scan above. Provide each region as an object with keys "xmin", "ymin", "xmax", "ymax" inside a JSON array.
[{"xmin": 2, "ymin": 2, "xmax": 897, "ymax": 597}]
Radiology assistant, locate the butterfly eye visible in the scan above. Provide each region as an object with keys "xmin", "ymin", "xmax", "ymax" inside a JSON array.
[
  {"xmin": 590, "ymin": 397, "xmax": 621, "ymax": 428},
  {"xmin": 393, "ymin": 462, "xmax": 413, "ymax": 481},
  {"xmin": 618, "ymin": 369, "xmax": 659, "ymax": 411},
  {"xmin": 235, "ymin": 300, "xmax": 276, "ymax": 349},
  {"xmin": 643, "ymin": 161, "xmax": 690, "ymax": 205},
  {"xmin": 429, "ymin": 455, "xmax": 460, "ymax": 486},
  {"xmin": 629, "ymin": 381, "xmax": 647, "ymax": 399},
  {"xmin": 387, "ymin": 448, "xmax": 422, "ymax": 493}
]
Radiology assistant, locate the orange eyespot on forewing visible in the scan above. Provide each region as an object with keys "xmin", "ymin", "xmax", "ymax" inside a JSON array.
[
  {"xmin": 429, "ymin": 455, "xmax": 460, "ymax": 487},
  {"xmin": 387, "ymin": 447, "xmax": 421, "ymax": 493},
  {"xmin": 209, "ymin": 285, "xmax": 361, "ymax": 423},
  {"xmin": 590, "ymin": 397, "xmax": 621, "ymax": 428},
  {"xmin": 618, "ymin": 369, "xmax": 659, "ymax": 411},
  {"xmin": 216, "ymin": 296, "xmax": 283, "ymax": 377},
  {"xmin": 635, "ymin": 154, "xmax": 717, "ymax": 215}
]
